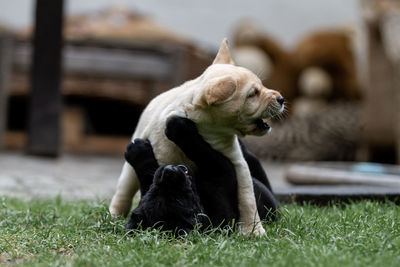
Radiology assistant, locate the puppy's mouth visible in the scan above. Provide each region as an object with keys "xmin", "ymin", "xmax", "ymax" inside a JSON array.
[
  {"xmin": 247, "ymin": 105, "xmax": 283, "ymax": 136},
  {"xmin": 255, "ymin": 118, "xmax": 271, "ymax": 132},
  {"xmin": 237, "ymin": 104, "xmax": 284, "ymax": 137},
  {"xmin": 159, "ymin": 165, "xmax": 186, "ymax": 185},
  {"xmin": 250, "ymin": 118, "xmax": 271, "ymax": 136}
]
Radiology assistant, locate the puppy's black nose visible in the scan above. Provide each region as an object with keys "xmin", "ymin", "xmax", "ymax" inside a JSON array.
[
  {"xmin": 163, "ymin": 165, "xmax": 177, "ymax": 177},
  {"xmin": 277, "ymin": 96, "xmax": 284, "ymax": 106},
  {"xmin": 160, "ymin": 165, "xmax": 185, "ymax": 185}
]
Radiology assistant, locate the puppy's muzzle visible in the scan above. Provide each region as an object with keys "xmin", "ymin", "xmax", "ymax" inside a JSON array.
[{"xmin": 277, "ymin": 96, "xmax": 285, "ymax": 106}]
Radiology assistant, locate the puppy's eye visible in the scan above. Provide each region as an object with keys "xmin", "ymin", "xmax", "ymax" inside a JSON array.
[
  {"xmin": 248, "ymin": 88, "xmax": 259, "ymax": 98},
  {"xmin": 178, "ymin": 165, "xmax": 189, "ymax": 175}
]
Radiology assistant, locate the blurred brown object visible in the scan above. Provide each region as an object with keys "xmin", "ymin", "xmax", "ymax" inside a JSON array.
[
  {"xmin": 2, "ymin": 6, "xmax": 213, "ymax": 155},
  {"xmin": 232, "ymin": 23, "xmax": 361, "ymax": 117},
  {"xmin": 293, "ymin": 30, "xmax": 362, "ymax": 101},
  {"xmin": 291, "ymin": 30, "xmax": 362, "ymax": 117},
  {"xmin": 234, "ymin": 23, "xmax": 364, "ymax": 161},
  {"xmin": 232, "ymin": 22, "xmax": 298, "ymax": 101},
  {"xmin": 360, "ymin": 0, "xmax": 400, "ymax": 163},
  {"xmin": 19, "ymin": 5, "xmax": 191, "ymax": 46}
]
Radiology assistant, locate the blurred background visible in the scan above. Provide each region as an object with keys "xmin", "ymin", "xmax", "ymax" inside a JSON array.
[{"xmin": 0, "ymin": 0, "xmax": 399, "ymax": 198}]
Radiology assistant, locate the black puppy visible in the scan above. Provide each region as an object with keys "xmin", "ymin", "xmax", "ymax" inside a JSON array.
[
  {"xmin": 124, "ymin": 139, "xmax": 205, "ymax": 234},
  {"xmin": 164, "ymin": 116, "xmax": 280, "ymax": 226},
  {"xmin": 125, "ymin": 116, "xmax": 280, "ymax": 232}
]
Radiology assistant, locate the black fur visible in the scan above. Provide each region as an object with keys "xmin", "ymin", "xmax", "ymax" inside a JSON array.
[
  {"xmin": 125, "ymin": 116, "xmax": 280, "ymax": 233},
  {"xmin": 124, "ymin": 139, "xmax": 204, "ymax": 234},
  {"xmin": 165, "ymin": 116, "xmax": 280, "ymax": 223},
  {"xmin": 164, "ymin": 116, "xmax": 239, "ymax": 228}
]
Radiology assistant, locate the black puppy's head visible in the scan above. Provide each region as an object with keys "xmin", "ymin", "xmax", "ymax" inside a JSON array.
[{"xmin": 153, "ymin": 164, "xmax": 194, "ymax": 192}]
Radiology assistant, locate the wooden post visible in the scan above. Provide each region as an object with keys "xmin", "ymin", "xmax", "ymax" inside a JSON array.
[
  {"xmin": 0, "ymin": 34, "xmax": 13, "ymax": 149},
  {"xmin": 28, "ymin": 0, "xmax": 64, "ymax": 156},
  {"xmin": 395, "ymin": 63, "xmax": 400, "ymax": 164}
]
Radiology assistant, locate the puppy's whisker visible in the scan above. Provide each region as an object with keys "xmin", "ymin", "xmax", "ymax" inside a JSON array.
[{"xmin": 276, "ymin": 113, "xmax": 284, "ymax": 121}]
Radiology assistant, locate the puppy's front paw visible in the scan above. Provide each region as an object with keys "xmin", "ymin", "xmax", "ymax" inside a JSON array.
[
  {"xmin": 125, "ymin": 210, "xmax": 145, "ymax": 230},
  {"xmin": 109, "ymin": 196, "xmax": 132, "ymax": 218},
  {"xmin": 165, "ymin": 116, "xmax": 198, "ymax": 143},
  {"xmin": 125, "ymin": 139, "xmax": 154, "ymax": 165},
  {"xmin": 242, "ymin": 223, "xmax": 266, "ymax": 237}
]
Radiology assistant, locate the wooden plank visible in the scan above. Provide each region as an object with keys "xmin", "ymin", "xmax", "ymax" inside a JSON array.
[
  {"xmin": 286, "ymin": 163, "xmax": 400, "ymax": 187},
  {"xmin": 9, "ymin": 71, "xmax": 151, "ymax": 105},
  {"xmin": 27, "ymin": 0, "xmax": 64, "ymax": 157},
  {"xmin": 3, "ymin": 131, "xmax": 26, "ymax": 149},
  {"xmin": 360, "ymin": 11, "xmax": 398, "ymax": 162},
  {"xmin": 0, "ymin": 34, "xmax": 13, "ymax": 149},
  {"xmin": 65, "ymin": 136, "xmax": 130, "ymax": 155},
  {"xmin": 5, "ymin": 130, "xmax": 129, "ymax": 155},
  {"xmin": 62, "ymin": 107, "xmax": 84, "ymax": 150},
  {"xmin": 13, "ymin": 42, "xmax": 177, "ymax": 80}
]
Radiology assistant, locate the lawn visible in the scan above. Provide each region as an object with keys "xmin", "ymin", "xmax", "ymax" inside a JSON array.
[{"xmin": 0, "ymin": 197, "xmax": 399, "ymax": 267}]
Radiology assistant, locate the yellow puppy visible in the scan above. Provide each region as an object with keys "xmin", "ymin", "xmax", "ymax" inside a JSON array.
[{"xmin": 109, "ymin": 39, "xmax": 284, "ymax": 236}]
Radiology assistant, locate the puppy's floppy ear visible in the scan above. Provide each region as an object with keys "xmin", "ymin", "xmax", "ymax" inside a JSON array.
[
  {"xmin": 213, "ymin": 38, "xmax": 235, "ymax": 65},
  {"xmin": 205, "ymin": 75, "xmax": 237, "ymax": 105}
]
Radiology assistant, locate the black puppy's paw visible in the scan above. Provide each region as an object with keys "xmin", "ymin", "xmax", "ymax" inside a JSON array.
[
  {"xmin": 125, "ymin": 138, "xmax": 154, "ymax": 165},
  {"xmin": 125, "ymin": 210, "xmax": 145, "ymax": 231},
  {"xmin": 165, "ymin": 116, "xmax": 198, "ymax": 143}
]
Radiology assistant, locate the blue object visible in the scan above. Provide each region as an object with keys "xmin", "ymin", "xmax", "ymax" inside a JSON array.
[{"xmin": 351, "ymin": 162, "xmax": 386, "ymax": 174}]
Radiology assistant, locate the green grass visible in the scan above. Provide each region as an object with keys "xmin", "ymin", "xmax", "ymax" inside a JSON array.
[{"xmin": 0, "ymin": 197, "xmax": 399, "ymax": 267}]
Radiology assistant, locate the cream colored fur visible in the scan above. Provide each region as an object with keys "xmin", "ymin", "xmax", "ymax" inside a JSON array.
[{"xmin": 109, "ymin": 39, "xmax": 283, "ymax": 236}]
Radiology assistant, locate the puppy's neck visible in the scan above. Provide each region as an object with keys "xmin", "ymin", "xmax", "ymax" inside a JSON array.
[{"xmin": 196, "ymin": 123, "xmax": 237, "ymax": 152}]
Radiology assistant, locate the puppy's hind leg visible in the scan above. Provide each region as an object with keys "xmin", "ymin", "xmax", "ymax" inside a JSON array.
[{"xmin": 109, "ymin": 163, "xmax": 140, "ymax": 217}]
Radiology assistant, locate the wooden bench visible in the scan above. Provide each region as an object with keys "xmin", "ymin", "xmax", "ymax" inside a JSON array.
[{"xmin": 5, "ymin": 38, "xmax": 212, "ymax": 154}]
